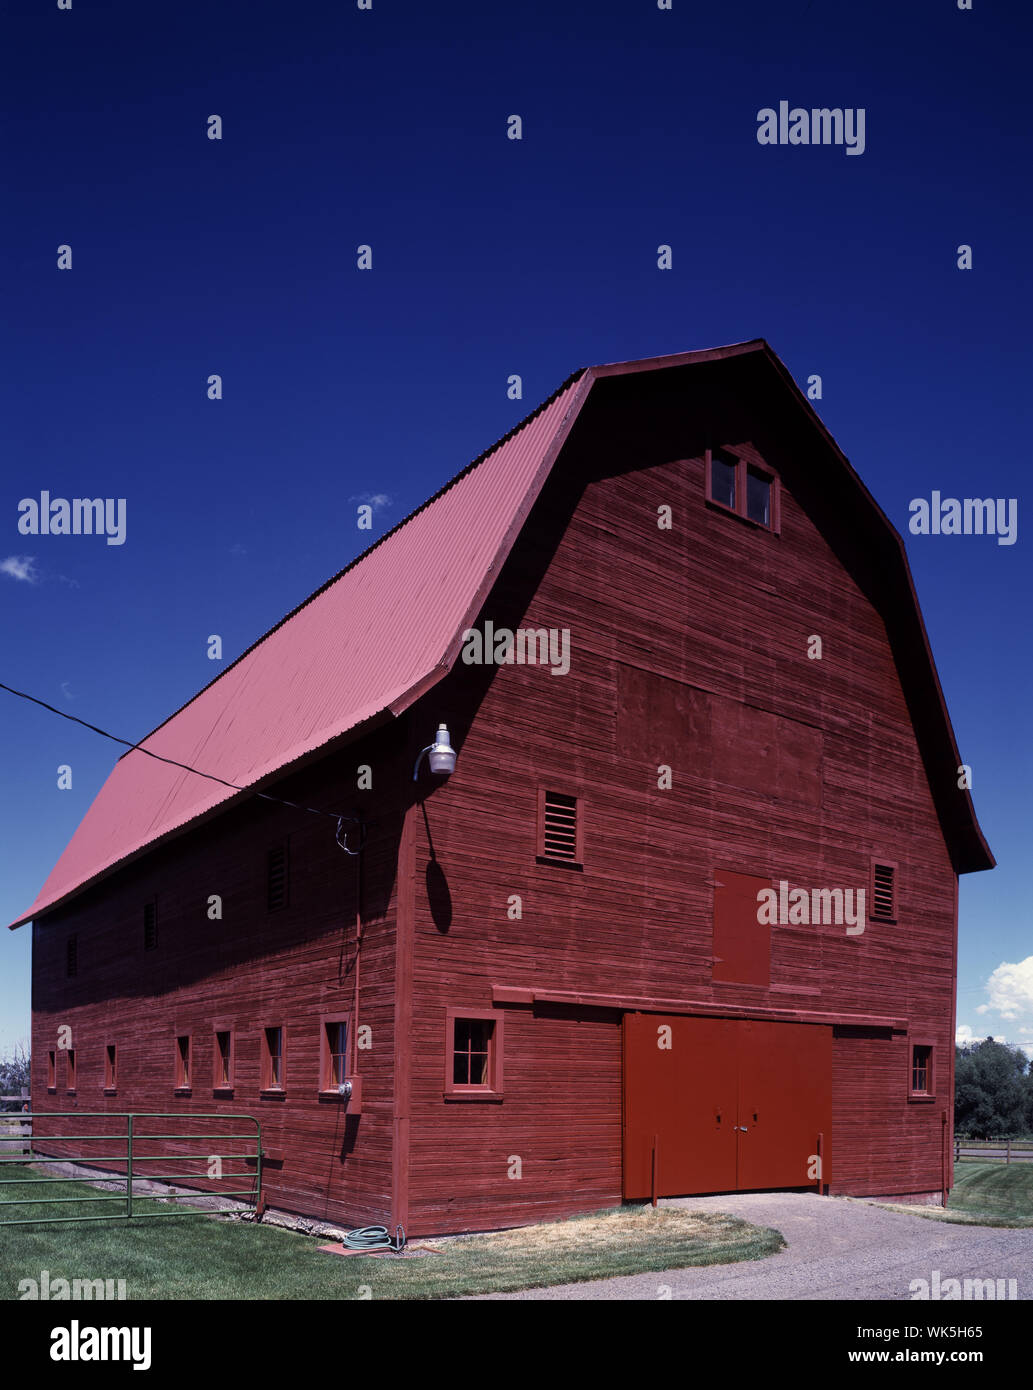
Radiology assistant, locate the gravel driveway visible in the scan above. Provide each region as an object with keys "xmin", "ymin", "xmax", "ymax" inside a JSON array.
[{"xmin": 468, "ymin": 1192, "xmax": 1032, "ymax": 1300}]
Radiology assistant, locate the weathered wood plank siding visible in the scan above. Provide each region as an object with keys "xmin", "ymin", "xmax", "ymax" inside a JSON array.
[
  {"xmin": 31, "ymin": 729, "xmax": 407, "ymax": 1229},
  {"xmin": 406, "ymin": 370, "xmax": 957, "ymax": 1230}
]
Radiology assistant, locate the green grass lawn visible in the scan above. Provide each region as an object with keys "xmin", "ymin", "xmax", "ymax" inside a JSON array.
[
  {"xmin": 0, "ymin": 1165, "xmax": 785, "ymax": 1299},
  {"xmin": 875, "ymin": 1161, "xmax": 1033, "ymax": 1228}
]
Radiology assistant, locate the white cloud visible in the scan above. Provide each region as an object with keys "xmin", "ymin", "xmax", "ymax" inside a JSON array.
[
  {"xmin": 977, "ymin": 957, "xmax": 1033, "ymax": 1021},
  {"xmin": 955, "ymin": 1024, "xmax": 1006, "ymax": 1045},
  {"xmin": 349, "ymin": 492, "xmax": 393, "ymax": 511},
  {"xmin": 956, "ymin": 1024, "xmax": 1006, "ymax": 1045},
  {"xmin": 1, "ymin": 555, "xmax": 39, "ymax": 584}
]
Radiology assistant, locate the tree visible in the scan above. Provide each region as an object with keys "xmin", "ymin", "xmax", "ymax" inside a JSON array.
[
  {"xmin": 0, "ymin": 1042, "xmax": 30, "ymax": 1112},
  {"xmin": 955, "ymin": 1037, "xmax": 1030, "ymax": 1138}
]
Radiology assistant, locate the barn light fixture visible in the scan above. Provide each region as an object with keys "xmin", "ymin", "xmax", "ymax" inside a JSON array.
[{"xmin": 412, "ymin": 724, "xmax": 456, "ymax": 781}]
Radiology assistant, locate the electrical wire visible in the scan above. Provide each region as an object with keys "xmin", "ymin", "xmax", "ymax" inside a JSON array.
[{"xmin": 0, "ymin": 679, "xmax": 362, "ymax": 842}]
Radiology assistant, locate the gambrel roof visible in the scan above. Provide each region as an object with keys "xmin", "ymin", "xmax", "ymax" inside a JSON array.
[{"xmin": 9, "ymin": 340, "xmax": 992, "ymax": 930}]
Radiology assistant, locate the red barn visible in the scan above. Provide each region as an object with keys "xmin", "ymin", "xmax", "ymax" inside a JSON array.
[{"xmin": 11, "ymin": 340, "xmax": 993, "ymax": 1236}]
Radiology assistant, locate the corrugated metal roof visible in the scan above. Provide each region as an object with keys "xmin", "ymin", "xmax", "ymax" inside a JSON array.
[
  {"xmin": 9, "ymin": 338, "xmax": 994, "ymax": 928},
  {"xmin": 10, "ymin": 370, "xmax": 588, "ymax": 927}
]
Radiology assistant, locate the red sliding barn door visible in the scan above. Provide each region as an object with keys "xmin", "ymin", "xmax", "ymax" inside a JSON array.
[
  {"xmin": 623, "ymin": 1015, "xmax": 738, "ymax": 1198},
  {"xmin": 735, "ymin": 1019, "xmax": 831, "ymax": 1191},
  {"xmin": 623, "ymin": 1014, "xmax": 831, "ymax": 1199}
]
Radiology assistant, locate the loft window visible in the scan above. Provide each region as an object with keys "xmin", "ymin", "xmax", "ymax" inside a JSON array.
[
  {"xmin": 705, "ymin": 448, "xmax": 780, "ymax": 533},
  {"xmin": 709, "ymin": 450, "xmax": 738, "ymax": 510},
  {"xmin": 746, "ymin": 468, "xmax": 771, "ymax": 526},
  {"xmin": 320, "ymin": 1018, "xmax": 349, "ymax": 1092},
  {"xmin": 870, "ymin": 860, "xmax": 897, "ymax": 923},
  {"xmin": 262, "ymin": 1027, "xmax": 284, "ymax": 1091},
  {"xmin": 214, "ymin": 1030, "xmax": 233, "ymax": 1090},
  {"xmin": 909, "ymin": 1043, "xmax": 935, "ymax": 1100},
  {"xmin": 537, "ymin": 788, "xmax": 583, "ymax": 866},
  {"xmin": 143, "ymin": 901, "xmax": 157, "ymax": 951},
  {"xmin": 175, "ymin": 1035, "xmax": 192, "ymax": 1090},
  {"xmin": 105, "ymin": 1044, "xmax": 117, "ymax": 1090},
  {"xmin": 66, "ymin": 936, "xmax": 78, "ymax": 978},
  {"xmin": 444, "ymin": 1010, "xmax": 504, "ymax": 1099},
  {"xmin": 267, "ymin": 842, "xmax": 289, "ymax": 911}
]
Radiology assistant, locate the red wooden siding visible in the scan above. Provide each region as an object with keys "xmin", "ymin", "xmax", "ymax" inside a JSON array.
[
  {"xmin": 31, "ymin": 726, "xmax": 410, "ymax": 1230},
  {"xmin": 28, "ymin": 353, "xmax": 987, "ymax": 1237},
  {"xmin": 403, "ymin": 366, "xmax": 963, "ymax": 1230}
]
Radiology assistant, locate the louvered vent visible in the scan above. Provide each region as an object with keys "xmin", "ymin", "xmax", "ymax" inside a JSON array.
[
  {"xmin": 267, "ymin": 843, "xmax": 288, "ymax": 910},
  {"xmin": 872, "ymin": 863, "xmax": 895, "ymax": 920},
  {"xmin": 143, "ymin": 901, "xmax": 157, "ymax": 951},
  {"xmin": 542, "ymin": 791, "xmax": 579, "ymax": 861}
]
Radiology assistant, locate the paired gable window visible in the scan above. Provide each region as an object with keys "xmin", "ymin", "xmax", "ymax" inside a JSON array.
[{"xmin": 705, "ymin": 448, "xmax": 780, "ymax": 532}]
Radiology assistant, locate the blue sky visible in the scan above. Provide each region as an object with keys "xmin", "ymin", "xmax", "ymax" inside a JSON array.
[{"xmin": 1, "ymin": 0, "xmax": 1030, "ymax": 1058}]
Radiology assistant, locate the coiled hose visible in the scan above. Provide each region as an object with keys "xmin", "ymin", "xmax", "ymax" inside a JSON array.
[{"xmin": 339, "ymin": 1224, "xmax": 406, "ymax": 1252}]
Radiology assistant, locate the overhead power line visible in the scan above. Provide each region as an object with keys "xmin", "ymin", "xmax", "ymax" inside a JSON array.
[{"xmin": 0, "ymin": 679, "xmax": 363, "ymax": 847}]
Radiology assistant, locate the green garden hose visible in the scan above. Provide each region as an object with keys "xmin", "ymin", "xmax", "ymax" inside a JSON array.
[{"xmin": 339, "ymin": 1224, "xmax": 406, "ymax": 1252}]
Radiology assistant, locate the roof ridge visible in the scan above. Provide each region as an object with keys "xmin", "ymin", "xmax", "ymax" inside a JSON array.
[{"xmin": 117, "ymin": 366, "xmax": 587, "ymax": 761}]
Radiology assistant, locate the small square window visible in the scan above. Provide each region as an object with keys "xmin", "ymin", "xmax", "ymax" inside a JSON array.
[
  {"xmin": 444, "ymin": 1010, "xmax": 504, "ymax": 1099},
  {"xmin": 454, "ymin": 1019, "xmax": 492, "ymax": 1085}
]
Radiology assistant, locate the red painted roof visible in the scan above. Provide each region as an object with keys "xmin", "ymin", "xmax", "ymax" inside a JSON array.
[
  {"xmin": 10, "ymin": 340, "xmax": 993, "ymax": 928},
  {"xmin": 10, "ymin": 369, "xmax": 589, "ymax": 928}
]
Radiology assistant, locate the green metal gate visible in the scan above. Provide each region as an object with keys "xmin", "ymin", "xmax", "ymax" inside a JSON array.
[{"xmin": 0, "ymin": 1112, "xmax": 262, "ymax": 1226}]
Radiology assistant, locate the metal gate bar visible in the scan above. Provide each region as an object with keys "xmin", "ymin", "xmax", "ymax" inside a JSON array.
[{"xmin": 0, "ymin": 1112, "xmax": 262, "ymax": 1226}]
